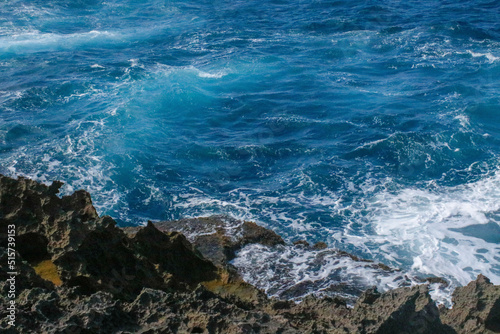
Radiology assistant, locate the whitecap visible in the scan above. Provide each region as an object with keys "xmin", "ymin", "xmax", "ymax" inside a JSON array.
[
  {"xmin": 467, "ymin": 50, "xmax": 500, "ymax": 63},
  {"xmin": 0, "ymin": 30, "xmax": 123, "ymax": 54},
  {"xmin": 187, "ymin": 65, "xmax": 227, "ymax": 79}
]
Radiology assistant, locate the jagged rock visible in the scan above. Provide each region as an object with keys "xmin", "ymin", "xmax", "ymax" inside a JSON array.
[
  {"xmin": 128, "ymin": 219, "xmax": 273, "ymax": 308},
  {"xmin": 1, "ymin": 174, "xmax": 500, "ymax": 334},
  {"xmin": 271, "ymin": 294, "xmax": 350, "ymax": 333},
  {"xmin": 132, "ymin": 222, "xmax": 218, "ymax": 286},
  {"xmin": 124, "ymin": 286, "xmax": 297, "ymax": 334},
  {"xmin": 0, "ymin": 175, "xmax": 99, "ymax": 261},
  {"xmin": 348, "ymin": 284, "xmax": 451, "ymax": 334},
  {"xmin": 271, "ymin": 285, "xmax": 452, "ymax": 334},
  {"xmin": 0, "ymin": 175, "xmax": 221, "ymax": 301},
  {"xmin": 312, "ymin": 241, "xmax": 328, "ymax": 250},
  {"xmin": 53, "ymin": 218, "xmax": 172, "ymax": 299},
  {"xmin": 441, "ymin": 274, "xmax": 500, "ymax": 333},
  {"xmin": 125, "ymin": 215, "xmax": 285, "ymax": 267},
  {"xmin": 12, "ymin": 287, "xmax": 132, "ymax": 333},
  {"xmin": 293, "ymin": 240, "xmax": 310, "ymax": 247}
]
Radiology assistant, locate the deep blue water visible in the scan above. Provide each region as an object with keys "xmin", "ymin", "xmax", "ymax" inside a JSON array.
[{"xmin": 1, "ymin": 0, "xmax": 500, "ymax": 302}]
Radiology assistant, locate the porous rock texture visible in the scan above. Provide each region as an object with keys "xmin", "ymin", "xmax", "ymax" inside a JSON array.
[
  {"xmin": 440, "ymin": 274, "xmax": 500, "ymax": 334},
  {"xmin": 0, "ymin": 174, "xmax": 499, "ymax": 333}
]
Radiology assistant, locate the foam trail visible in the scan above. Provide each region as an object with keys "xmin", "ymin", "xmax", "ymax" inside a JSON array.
[
  {"xmin": 188, "ymin": 65, "xmax": 228, "ymax": 79},
  {"xmin": 467, "ymin": 50, "xmax": 500, "ymax": 63},
  {"xmin": 0, "ymin": 30, "xmax": 125, "ymax": 54},
  {"xmin": 0, "ymin": 24, "xmax": 177, "ymax": 55}
]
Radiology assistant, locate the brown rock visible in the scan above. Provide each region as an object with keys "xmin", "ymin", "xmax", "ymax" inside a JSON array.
[
  {"xmin": 349, "ymin": 284, "xmax": 451, "ymax": 334},
  {"xmin": 0, "ymin": 175, "xmax": 220, "ymax": 301},
  {"xmin": 135, "ymin": 215, "xmax": 285, "ymax": 267},
  {"xmin": 239, "ymin": 221, "xmax": 285, "ymax": 248},
  {"xmin": 425, "ymin": 276, "xmax": 449, "ymax": 287},
  {"xmin": 2, "ymin": 174, "xmax": 500, "ymax": 334},
  {"xmin": 441, "ymin": 274, "xmax": 500, "ymax": 333},
  {"xmin": 54, "ymin": 220, "xmax": 170, "ymax": 298},
  {"xmin": 312, "ymin": 241, "xmax": 328, "ymax": 250},
  {"xmin": 132, "ymin": 222, "xmax": 219, "ymax": 286},
  {"xmin": 293, "ymin": 240, "xmax": 310, "ymax": 247}
]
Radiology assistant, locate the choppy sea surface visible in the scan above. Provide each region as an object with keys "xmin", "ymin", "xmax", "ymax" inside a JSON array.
[{"xmin": 1, "ymin": 0, "xmax": 500, "ymax": 304}]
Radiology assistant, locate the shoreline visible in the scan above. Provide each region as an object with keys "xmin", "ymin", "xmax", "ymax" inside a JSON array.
[{"xmin": 1, "ymin": 174, "xmax": 499, "ymax": 333}]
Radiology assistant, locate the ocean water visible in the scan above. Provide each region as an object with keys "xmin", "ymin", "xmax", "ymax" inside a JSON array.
[{"xmin": 1, "ymin": 0, "xmax": 500, "ymax": 304}]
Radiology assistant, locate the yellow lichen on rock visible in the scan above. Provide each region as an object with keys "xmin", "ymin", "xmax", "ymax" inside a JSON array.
[
  {"xmin": 33, "ymin": 260, "xmax": 63, "ymax": 286},
  {"xmin": 202, "ymin": 270, "xmax": 265, "ymax": 305}
]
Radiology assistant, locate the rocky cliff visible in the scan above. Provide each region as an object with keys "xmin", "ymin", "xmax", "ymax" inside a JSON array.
[{"xmin": 0, "ymin": 175, "xmax": 499, "ymax": 333}]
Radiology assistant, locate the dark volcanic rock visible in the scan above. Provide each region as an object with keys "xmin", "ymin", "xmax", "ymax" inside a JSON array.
[
  {"xmin": 125, "ymin": 215, "xmax": 285, "ymax": 267},
  {"xmin": 0, "ymin": 175, "xmax": 99, "ymax": 260},
  {"xmin": 132, "ymin": 222, "xmax": 218, "ymax": 286},
  {"xmin": 239, "ymin": 220, "xmax": 285, "ymax": 247},
  {"xmin": 1, "ymin": 174, "xmax": 500, "ymax": 334},
  {"xmin": 312, "ymin": 241, "xmax": 328, "ymax": 250},
  {"xmin": 293, "ymin": 239, "xmax": 310, "ymax": 247},
  {"xmin": 0, "ymin": 175, "xmax": 220, "ymax": 300},
  {"xmin": 123, "ymin": 286, "xmax": 296, "ymax": 334},
  {"xmin": 270, "ymin": 294, "xmax": 350, "ymax": 332}
]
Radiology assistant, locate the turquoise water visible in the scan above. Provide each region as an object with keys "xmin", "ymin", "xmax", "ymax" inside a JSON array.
[{"xmin": 1, "ymin": 0, "xmax": 500, "ymax": 302}]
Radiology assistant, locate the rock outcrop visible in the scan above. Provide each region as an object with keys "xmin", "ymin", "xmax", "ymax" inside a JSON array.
[
  {"xmin": 0, "ymin": 174, "xmax": 499, "ymax": 333},
  {"xmin": 440, "ymin": 274, "xmax": 500, "ymax": 334},
  {"xmin": 124, "ymin": 216, "xmax": 285, "ymax": 267},
  {"xmin": 0, "ymin": 175, "xmax": 219, "ymax": 301}
]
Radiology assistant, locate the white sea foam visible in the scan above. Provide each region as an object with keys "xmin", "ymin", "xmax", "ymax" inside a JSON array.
[
  {"xmin": 196, "ymin": 70, "xmax": 226, "ymax": 79},
  {"xmin": 467, "ymin": 50, "xmax": 500, "ymax": 63},
  {"xmin": 173, "ymin": 192, "xmax": 256, "ymax": 221},
  {"xmin": 13, "ymin": 4, "xmax": 56, "ymax": 17},
  {"xmin": 1, "ymin": 110, "xmax": 124, "ymax": 218},
  {"xmin": 353, "ymin": 136, "xmax": 391, "ymax": 151},
  {"xmin": 149, "ymin": 63, "xmax": 230, "ymax": 81},
  {"xmin": 232, "ymin": 243, "xmax": 429, "ymax": 305},
  {"xmin": 221, "ymin": 166, "xmax": 500, "ymax": 306},
  {"xmin": 0, "ymin": 22, "xmax": 181, "ymax": 55},
  {"xmin": 0, "ymin": 30, "xmax": 124, "ymax": 54},
  {"xmin": 187, "ymin": 65, "xmax": 227, "ymax": 79},
  {"xmin": 360, "ymin": 171, "xmax": 500, "ymax": 284}
]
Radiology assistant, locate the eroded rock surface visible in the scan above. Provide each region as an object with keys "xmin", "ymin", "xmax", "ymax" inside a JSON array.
[
  {"xmin": 124, "ymin": 216, "xmax": 285, "ymax": 267},
  {"xmin": 0, "ymin": 175, "xmax": 219, "ymax": 301},
  {"xmin": 441, "ymin": 274, "xmax": 500, "ymax": 334},
  {"xmin": 0, "ymin": 174, "xmax": 499, "ymax": 333}
]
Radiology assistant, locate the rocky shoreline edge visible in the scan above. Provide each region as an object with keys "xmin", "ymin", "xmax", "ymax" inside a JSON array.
[{"xmin": 0, "ymin": 174, "xmax": 499, "ymax": 333}]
